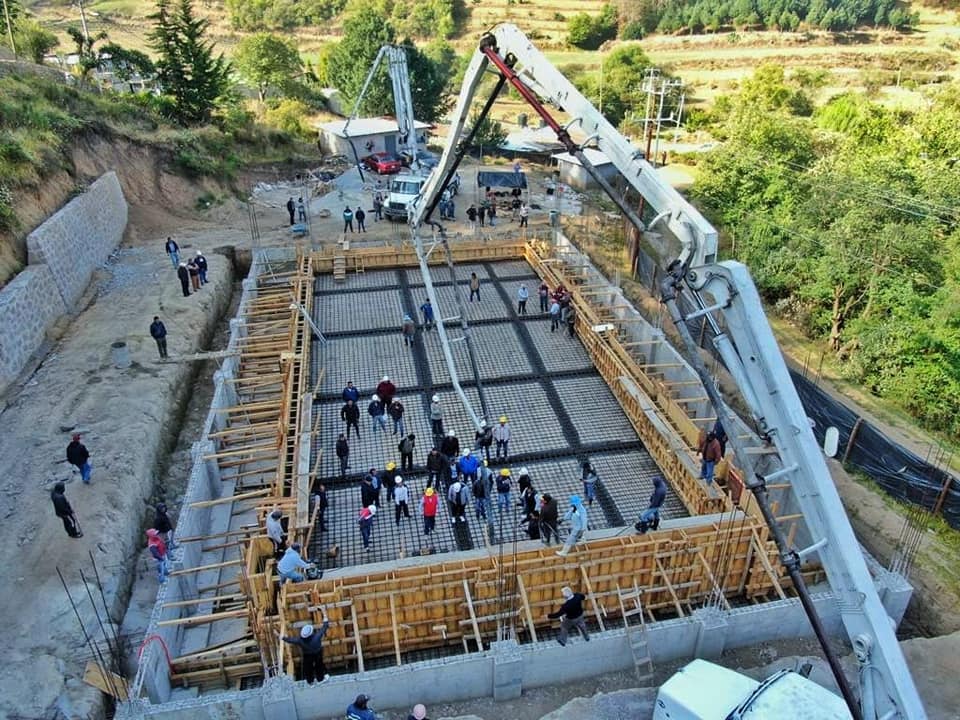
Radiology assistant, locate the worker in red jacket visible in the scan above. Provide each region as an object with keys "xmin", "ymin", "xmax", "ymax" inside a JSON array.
[
  {"xmin": 376, "ymin": 376, "xmax": 397, "ymax": 406},
  {"xmin": 420, "ymin": 486, "xmax": 439, "ymax": 539},
  {"xmin": 698, "ymin": 431, "xmax": 723, "ymax": 485}
]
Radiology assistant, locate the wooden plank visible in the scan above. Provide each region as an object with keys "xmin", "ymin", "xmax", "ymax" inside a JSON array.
[
  {"xmin": 350, "ymin": 602, "xmax": 365, "ymax": 673},
  {"xmin": 167, "ymin": 559, "xmax": 243, "ymax": 577},
  {"xmin": 389, "ymin": 593, "xmax": 402, "ymax": 666},
  {"xmin": 83, "ymin": 661, "xmax": 129, "ymax": 699},
  {"xmin": 189, "ymin": 489, "xmax": 271, "ymax": 509},
  {"xmin": 655, "ymin": 557, "xmax": 685, "ymax": 617},
  {"xmin": 751, "ymin": 530, "xmax": 787, "ymax": 600},
  {"xmin": 462, "ymin": 579, "xmax": 483, "ymax": 651},
  {"xmin": 579, "ymin": 564, "xmax": 606, "ymax": 632},
  {"xmin": 156, "ymin": 609, "xmax": 248, "ymax": 627},
  {"xmin": 515, "ymin": 574, "xmax": 538, "ymax": 642}
]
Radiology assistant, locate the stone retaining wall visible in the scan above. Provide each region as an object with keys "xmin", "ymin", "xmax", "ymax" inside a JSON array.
[{"xmin": 0, "ymin": 172, "xmax": 127, "ymax": 393}]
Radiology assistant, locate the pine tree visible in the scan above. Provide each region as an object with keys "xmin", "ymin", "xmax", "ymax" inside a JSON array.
[{"xmin": 149, "ymin": 0, "xmax": 229, "ymax": 125}]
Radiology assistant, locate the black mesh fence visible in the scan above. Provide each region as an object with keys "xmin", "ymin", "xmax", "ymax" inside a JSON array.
[{"xmin": 628, "ymin": 243, "xmax": 960, "ymax": 529}]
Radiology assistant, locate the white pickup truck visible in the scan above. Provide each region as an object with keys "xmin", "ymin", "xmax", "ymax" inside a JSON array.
[
  {"xmin": 654, "ymin": 659, "xmax": 852, "ymax": 720},
  {"xmin": 385, "ymin": 168, "xmax": 459, "ymax": 222}
]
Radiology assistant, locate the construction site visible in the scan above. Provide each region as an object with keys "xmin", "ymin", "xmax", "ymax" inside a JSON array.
[{"xmin": 4, "ymin": 20, "xmax": 957, "ymax": 720}]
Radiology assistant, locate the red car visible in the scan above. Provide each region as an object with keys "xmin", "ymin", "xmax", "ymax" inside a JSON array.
[{"xmin": 362, "ymin": 152, "xmax": 403, "ymax": 174}]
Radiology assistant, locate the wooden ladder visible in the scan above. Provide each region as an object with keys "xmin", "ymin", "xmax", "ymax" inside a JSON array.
[
  {"xmin": 333, "ymin": 256, "xmax": 346, "ymax": 282},
  {"xmin": 354, "ymin": 256, "xmax": 365, "ymax": 275},
  {"xmin": 617, "ymin": 582, "xmax": 654, "ymax": 682}
]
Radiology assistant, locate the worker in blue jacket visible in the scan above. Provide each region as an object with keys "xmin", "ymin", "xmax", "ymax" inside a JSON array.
[
  {"xmin": 457, "ymin": 448, "xmax": 479, "ymax": 485},
  {"xmin": 556, "ymin": 495, "xmax": 588, "ymax": 557},
  {"xmin": 636, "ymin": 475, "xmax": 667, "ymax": 533}
]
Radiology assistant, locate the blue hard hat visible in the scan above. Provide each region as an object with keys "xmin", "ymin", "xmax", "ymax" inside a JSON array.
[{"xmin": 569, "ymin": 494, "xmax": 581, "ymax": 505}]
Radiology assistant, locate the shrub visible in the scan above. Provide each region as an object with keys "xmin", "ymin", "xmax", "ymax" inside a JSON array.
[{"xmin": 263, "ymin": 98, "xmax": 311, "ymax": 138}]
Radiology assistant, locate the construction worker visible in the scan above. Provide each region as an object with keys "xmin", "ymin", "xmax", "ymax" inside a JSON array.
[
  {"xmin": 146, "ymin": 529, "xmax": 169, "ymax": 583},
  {"xmin": 538, "ymin": 282, "xmax": 549, "ymax": 313},
  {"xmin": 342, "ymin": 381, "xmax": 360, "ymax": 403},
  {"xmin": 447, "ymin": 481, "xmax": 468, "ymax": 524},
  {"xmin": 517, "ymin": 467, "xmax": 532, "ymax": 495},
  {"xmin": 429, "ymin": 394, "xmax": 444, "ymax": 440},
  {"xmin": 401, "ymin": 314, "xmax": 415, "ymax": 347},
  {"xmin": 637, "ymin": 475, "xmax": 667, "ymax": 534},
  {"xmin": 549, "ymin": 298, "xmax": 561, "ymax": 331},
  {"xmin": 336, "ymin": 434, "xmax": 350, "ymax": 479},
  {"xmin": 519, "ymin": 202, "xmax": 529, "ymax": 228},
  {"xmin": 398, "ymin": 433, "xmax": 415, "ymax": 473},
  {"xmin": 346, "ymin": 694, "xmax": 375, "ymax": 720},
  {"xmin": 187, "ymin": 256, "xmax": 200, "ymax": 292},
  {"xmin": 519, "ymin": 483, "xmax": 537, "ymax": 523},
  {"xmin": 474, "ymin": 419, "xmax": 494, "ymax": 461},
  {"xmin": 440, "ymin": 430, "xmax": 460, "ymax": 469},
  {"xmin": 469, "ymin": 272, "xmax": 481, "ymax": 301},
  {"xmin": 368, "ymin": 394, "xmax": 387, "ymax": 434},
  {"xmin": 407, "ymin": 704, "xmax": 428, "ymax": 720},
  {"xmin": 383, "ymin": 462, "xmax": 399, "ymax": 502},
  {"xmin": 493, "ymin": 416, "xmax": 511, "ymax": 461},
  {"xmin": 517, "ymin": 284, "xmax": 529, "ymax": 315},
  {"xmin": 358, "ymin": 505, "xmax": 376, "ymax": 552},
  {"xmin": 177, "ymin": 261, "xmax": 190, "ymax": 296},
  {"xmin": 420, "ymin": 486, "xmax": 439, "ymax": 538},
  {"xmin": 266, "ymin": 509, "xmax": 286, "ymax": 558},
  {"xmin": 342, "ymin": 206, "xmax": 354, "ymax": 233},
  {"xmin": 394, "ymin": 476, "xmax": 410, "ymax": 524},
  {"xmin": 281, "ymin": 607, "xmax": 330, "ymax": 684},
  {"xmin": 355, "ymin": 205, "xmax": 366, "ymax": 232},
  {"xmin": 472, "ymin": 460, "xmax": 492, "ymax": 521},
  {"xmin": 66, "ymin": 433, "xmax": 92, "ymax": 484},
  {"xmin": 285, "ymin": 197, "xmax": 295, "ymax": 225},
  {"xmin": 149, "ymin": 316, "xmax": 168, "ymax": 359},
  {"xmin": 457, "ymin": 448, "xmax": 479, "ymax": 485},
  {"xmin": 698, "ymin": 431, "xmax": 723, "ymax": 484},
  {"xmin": 361, "ymin": 470, "xmax": 379, "ymax": 508},
  {"xmin": 547, "ymin": 586, "xmax": 590, "ymax": 646},
  {"xmin": 420, "ymin": 299, "xmax": 435, "ymax": 330},
  {"xmin": 496, "ymin": 468, "xmax": 513, "ymax": 516},
  {"xmin": 566, "ymin": 304, "xmax": 577, "ymax": 337},
  {"xmin": 340, "ymin": 399, "xmax": 360, "ymax": 440},
  {"xmin": 386, "ymin": 397, "xmax": 405, "ymax": 436},
  {"xmin": 154, "ymin": 502, "xmax": 176, "ymax": 551},
  {"xmin": 556, "ymin": 495, "xmax": 588, "ymax": 557},
  {"xmin": 297, "ymin": 197, "xmax": 306, "ymax": 222},
  {"xmin": 581, "ymin": 460, "xmax": 599, "ymax": 507},
  {"xmin": 426, "ymin": 448, "xmax": 446, "ymax": 489},
  {"xmin": 539, "ymin": 493, "xmax": 559, "ymax": 545},
  {"xmin": 51, "ymin": 482, "xmax": 82, "ymax": 538},
  {"xmin": 376, "ymin": 376, "xmax": 397, "ymax": 406},
  {"xmin": 278, "ymin": 543, "xmax": 311, "ymax": 583},
  {"xmin": 313, "ymin": 484, "xmax": 328, "ymax": 533},
  {"xmin": 165, "ymin": 236, "xmax": 180, "ymax": 268},
  {"xmin": 195, "ymin": 250, "xmax": 208, "ymax": 285}
]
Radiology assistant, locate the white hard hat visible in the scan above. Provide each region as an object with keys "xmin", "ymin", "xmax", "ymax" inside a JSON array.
[
  {"xmin": 448, "ymin": 430, "xmax": 456, "ymax": 437},
  {"xmin": 300, "ymin": 624, "xmax": 314, "ymax": 638},
  {"xmin": 452, "ymin": 481, "xmax": 462, "ymax": 492},
  {"xmin": 372, "ymin": 394, "xmax": 379, "ymax": 401},
  {"xmin": 462, "ymin": 449, "xmax": 470, "ymax": 457},
  {"xmin": 368, "ymin": 504, "xmax": 377, "ymax": 516},
  {"xmin": 395, "ymin": 476, "xmax": 403, "ymax": 484},
  {"xmin": 432, "ymin": 394, "xmax": 439, "ymax": 403},
  {"xmin": 195, "ymin": 249, "xmax": 202, "ymax": 256},
  {"xmin": 382, "ymin": 375, "xmax": 389, "ymax": 382},
  {"xmin": 519, "ymin": 467, "xmax": 529, "ymax": 476},
  {"xmin": 480, "ymin": 420, "xmax": 487, "ymax": 428}
]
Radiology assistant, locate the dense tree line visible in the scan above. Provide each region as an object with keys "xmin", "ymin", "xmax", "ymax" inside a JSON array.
[
  {"xmin": 225, "ymin": 0, "xmax": 464, "ymax": 37},
  {"xmin": 694, "ymin": 66, "xmax": 960, "ymax": 438},
  {"xmin": 569, "ymin": 0, "xmax": 919, "ymax": 46}
]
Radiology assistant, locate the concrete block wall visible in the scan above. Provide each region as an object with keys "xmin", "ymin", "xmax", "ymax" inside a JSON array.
[
  {"xmin": 26, "ymin": 171, "xmax": 128, "ymax": 308},
  {"xmin": 0, "ymin": 265, "xmax": 66, "ymax": 388}
]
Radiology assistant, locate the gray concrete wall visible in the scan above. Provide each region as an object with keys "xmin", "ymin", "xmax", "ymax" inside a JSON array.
[
  {"xmin": 0, "ymin": 172, "xmax": 127, "ymax": 394},
  {"xmin": 26, "ymin": 171, "xmax": 128, "ymax": 308},
  {"xmin": 0, "ymin": 264, "xmax": 66, "ymax": 388}
]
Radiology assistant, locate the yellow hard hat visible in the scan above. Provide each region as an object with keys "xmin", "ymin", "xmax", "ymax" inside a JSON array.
[
  {"xmin": 386, "ymin": 461, "xmax": 396, "ymax": 470},
  {"xmin": 425, "ymin": 487, "xmax": 435, "ymax": 496},
  {"xmin": 499, "ymin": 468, "xmax": 511, "ymax": 477},
  {"xmin": 499, "ymin": 416, "xmax": 508, "ymax": 423}
]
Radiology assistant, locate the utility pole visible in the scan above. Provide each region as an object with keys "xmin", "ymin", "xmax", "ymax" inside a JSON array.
[
  {"xmin": 77, "ymin": 0, "xmax": 90, "ymax": 41},
  {"xmin": 2, "ymin": 0, "xmax": 16, "ymax": 58},
  {"xmin": 638, "ymin": 71, "xmax": 684, "ymax": 167}
]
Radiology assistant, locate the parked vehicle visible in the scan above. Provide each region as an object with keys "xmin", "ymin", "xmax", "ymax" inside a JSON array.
[{"xmin": 362, "ymin": 152, "xmax": 403, "ymax": 174}]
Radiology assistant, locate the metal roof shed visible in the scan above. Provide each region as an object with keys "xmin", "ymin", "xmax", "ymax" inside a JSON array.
[
  {"xmin": 316, "ymin": 117, "xmax": 432, "ymax": 157},
  {"xmin": 552, "ymin": 148, "xmax": 619, "ymax": 191}
]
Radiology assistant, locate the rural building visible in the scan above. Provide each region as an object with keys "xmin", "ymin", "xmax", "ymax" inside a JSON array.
[
  {"xmin": 316, "ymin": 117, "xmax": 432, "ymax": 157},
  {"xmin": 553, "ymin": 148, "xmax": 619, "ymax": 190}
]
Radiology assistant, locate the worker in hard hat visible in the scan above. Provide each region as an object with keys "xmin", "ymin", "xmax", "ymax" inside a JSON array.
[
  {"xmin": 429, "ymin": 394, "xmax": 444, "ymax": 441},
  {"xmin": 493, "ymin": 416, "xmax": 511, "ymax": 461},
  {"xmin": 388, "ymin": 397, "xmax": 406, "ymax": 437},
  {"xmin": 420, "ymin": 486, "xmax": 439, "ymax": 538},
  {"xmin": 473, "ymin": 460, "xmax": 492, "ymax": 522},
  {"xmin": 358, "ymin": 505, "xmax": 377, "ymax": 552},
  {"xmin": 368, "ymin": 394, "xmax": 387, "ymax": 434},
  {"xmin": 426, "ymin": 447, "xmax": 446, "ymax": 490},
  {"xmin": 457, "ymin": 448, "xmax": 479, "ymax": 486},
  {"xmin": 394, "ymin": 477, "xmax": 410, "ymax": 524},
  {"xmin": 440, "ymin": 430, "xmax": 460, "ymax": 468},
  {"xmin": 474, "ymin": 419, "xmax": 493, "ymax": 462},
  {"xmin": 383, "ymin": 461, "xmax": 399, "ymax": 502},
  {"xmin": 281, "ymin": 606, "xmax": 330, "ymax": 684},
  {"xmin": 496, "ymin": 468, "xmax": 513, "ymax": 516},
  {"xmin": 581, "ymin": 460, "xmax": 599, "ymax": 507},
  {"xmin": 557, "ymin": 495, "xmax": 588, "ymax": 557},
  {"xmin": 448, "ymin": 480, "xmax": 468, "ymax": 524},
  {"xmin": 376, "ymin": 375, "xmax": 397, "ymax": 406}
]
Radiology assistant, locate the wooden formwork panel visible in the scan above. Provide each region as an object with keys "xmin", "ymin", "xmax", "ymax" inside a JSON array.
[{"xmin": 310, "ymin": 240, "xmax": 527, "ymax": 274}]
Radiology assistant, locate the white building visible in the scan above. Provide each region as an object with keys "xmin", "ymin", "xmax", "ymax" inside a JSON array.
[
  {"xmin": 316, "ymin": 117, "xmax": 432, "ymax": 157},
  {"xmin": 552, "ymin": 148, "xmax": 620, "ymax": 191}
]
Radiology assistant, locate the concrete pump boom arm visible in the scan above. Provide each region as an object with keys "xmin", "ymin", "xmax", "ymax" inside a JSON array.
[{"xmin": 412, "ymin": 23, "xmax": 926, "ymax": 720}]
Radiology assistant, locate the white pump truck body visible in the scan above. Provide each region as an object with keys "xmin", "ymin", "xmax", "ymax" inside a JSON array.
[{"xmin": 407, "ymin": 23, "xmax": 926, "ymax": 720}]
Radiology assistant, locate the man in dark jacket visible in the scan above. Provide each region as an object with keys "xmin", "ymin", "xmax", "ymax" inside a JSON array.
[
  {"xmin": 376, "ymin": 376, "xmax": 397, "ymax": 406},
  {"xmin": 440, "ymin": 431, "xmax": 459, "ymax": 465},
  {"xmin": 154, "ymin": 502, "xmax": 176, "ymax": 550},
  {"xmin": 539, "ymin": 493, "xmax": 559, "ymax": 545},
  {"xmin": 399, "ymin": 433, "xmax": 415, "ymax": 473},
  {"xmin": 547, "ymin": 586, "xmax": 590, "ymax": 646},
  {"xmin": 340, "ymin": 399, "xmax": 360, "ymax": 440},
  {"xmin": 368, "ymin": 394, "xmax": 387, "ymax": 434},
  {"xmin": 195, "ymin": 251, "xmax": 209, "ymax": 285},
  {"xmin": 176, "ymin": 262, "xmax": 190, "ymax": 297},
  {"xmin": 388, "ymin": 398, "xmax": 405, "ymax": 436},
  {"xmin": 149, "ymin": 316, "xmax": 168, "ymax": 359},
  {"xmin": 335, "ymin": 434, "xmax": 350, "ymax": 479},
  {"xmin": 286, "ymin": 197, "xmax": 296, "ymax": 226},
  {"xmin": 636, "ymin": 475, "xmax": 667, "ymax": 533},
  {"xmin": 66, "ymin": 433, "xmax": 91, "ymax": 484},
  {"xmin": 51, "ymin": 482, "xmax": 82, "ymax": 538},
  {"xmin": 698, "ymin": 431, "xmax": 723, "ymax": 484},
  {"xmin": 281, "ymin": 610, "xmax": 330, "ymax": 684},
  {"xmin": 312, "ymin": 485, "xmax": 328, "ymax": 532},
  {"xmin": 426, "ymin": 448, "xmax": 446, "ymax": 489},
  {"xmin": 474, "ymin": 420, "xmax": 493, "ymax": 462},
  {"xmin": 361, "ymin": 470, "xmax": 380, "ymax": 507},
  {"xmin": 355, "ymin": 206, "xmax": 366, "ymax": 232},
  {"xmin": 164, "ymin": 237, "xmax": 179, "ymax": 268}
]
